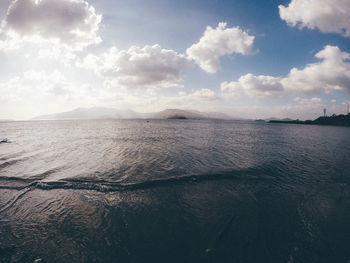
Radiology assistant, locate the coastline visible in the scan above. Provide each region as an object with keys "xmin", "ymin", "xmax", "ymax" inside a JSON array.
[{"xmin": 269, "ymin": 114, "xmax": 350, "ymax": 127}]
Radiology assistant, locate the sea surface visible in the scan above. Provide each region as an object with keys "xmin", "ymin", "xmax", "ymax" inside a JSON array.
[{"xmin": 0, "ymin": 119, "xmax": 350, "ymax": 263}]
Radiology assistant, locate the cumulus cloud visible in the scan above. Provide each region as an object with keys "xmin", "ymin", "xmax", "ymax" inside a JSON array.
[
  {"xmin": 81, "ymin": 44, "xmax": 191, "ymax": 89},
  {"xmin": 221, "ymin": 45, "xmax": 350, "ymax": 97},
  {"xmin": 221, "ymin": 74, "xmax": 283, "ymax": 97},
  {"xmin": 0, "ymin": 0, "xmax": 102, "ymax": 51},
  {"xmin": 282, "ymin": 46, "xmax": 350, "ymax": 93},
  {"xmin": 186, "ymin": 22, "xmax": 255, "ymax": 73},
  {"xmin": 279, "ymin": 0, "xmax": 350, "ymax": 37}
]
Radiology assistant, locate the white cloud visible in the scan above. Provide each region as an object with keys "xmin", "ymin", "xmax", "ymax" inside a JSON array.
[
  {"xmin": 282, "ymin": 45, "xmax": 350, "ymax": 94},
  {"xmin": 0, "ymin": 70, "xmax": 74, "ymax": 102},
  {"xmin": 279, "ymin": 0, "xmax": 350, "ymax": 37},
  {"xmin": 0, "ymin": 0, "xmax": 102, "ymax": 51},
  {"xmin": 186, "ymin": 22, "xmax": 255, "ymax": 73},
  {"xmin": 221, "ymin": 45, "xmax": 350, "ymax": 97},
  {"xmin": 190, "ymin": 88, "xmax": 218, "ymax": 100},
  {"xmin": 221, "ymin": 74, "xmax": 283, "ymax": 97},
  {"xmin": 178, "ymin": 88, "xmax": 219, "ymax": 101},
  {"xmin": 294, "ymin": 97, "xmax": 322, "ymax": 104},
  {"xmin": 0, "ymin": 69, "xmax": 108, "ymax": 106},
  {"xmin": 81, "ymin": 44, "xmax": 191, "ymax": 89}
]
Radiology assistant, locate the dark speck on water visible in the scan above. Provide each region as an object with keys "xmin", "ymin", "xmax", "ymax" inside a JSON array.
[
  {"xmin": 0, "ymin": 138, "xmax": 8, "ymax": 144},
  {"xmin": 0, "ymin": 119, "xmax": 350, "ymax": 262}
]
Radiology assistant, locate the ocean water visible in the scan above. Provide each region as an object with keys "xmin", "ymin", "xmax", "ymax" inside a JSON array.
[{"xmin": 0, "ymin": 119, "xmax": 350, "ymax": 263}]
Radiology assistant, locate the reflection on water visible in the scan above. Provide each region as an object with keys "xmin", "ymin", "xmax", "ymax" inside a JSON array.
[{"xmin": 0, "ymin": 120, "xmax": 350, "ymax": 262}]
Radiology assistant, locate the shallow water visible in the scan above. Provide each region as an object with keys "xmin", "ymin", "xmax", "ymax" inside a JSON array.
[{"xmin": 0, "ymin": 119, "xmax": 350, "ymax": 262}]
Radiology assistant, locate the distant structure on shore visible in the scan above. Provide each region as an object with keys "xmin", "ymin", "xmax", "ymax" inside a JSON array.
[{"xmin": 323, "ymin": 108, "xmax": 327, "ymax": 117}]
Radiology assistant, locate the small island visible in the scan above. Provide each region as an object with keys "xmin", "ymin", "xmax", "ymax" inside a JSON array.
[
  {"xmin": 167, "ymin": 115, "xmax": 188, "ymax": 119},
  {"xmin": 269, "ymin": 113, "xmax": 350, "ymax": 127}
]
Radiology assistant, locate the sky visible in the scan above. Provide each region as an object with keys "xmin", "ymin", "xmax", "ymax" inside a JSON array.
[{"xmin": 0, "ymin": 0, "xmax": 349, "ymax": 120}]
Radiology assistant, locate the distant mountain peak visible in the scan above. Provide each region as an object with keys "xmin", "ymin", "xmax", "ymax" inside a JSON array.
[{"xmin": 32, "ymin": 107, "xmax": 139, "ymax": 120}]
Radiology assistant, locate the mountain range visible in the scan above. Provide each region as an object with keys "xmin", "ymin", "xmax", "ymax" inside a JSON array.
[{"xmin": 32, "ymin": 107, "xmax": 234, "ymax": 120}]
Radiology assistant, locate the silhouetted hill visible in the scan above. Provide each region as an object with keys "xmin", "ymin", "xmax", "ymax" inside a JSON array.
[
  {"xmin": 313, "ymin": 114, "xmax": 350, "ymax": 126},
  {"xmin": 269, "ymin": 114, "xmax": 350, "ymax": 127},
  {"xmin": 265, "ymin": 117, "xmax": 293, "ymax": 122}
]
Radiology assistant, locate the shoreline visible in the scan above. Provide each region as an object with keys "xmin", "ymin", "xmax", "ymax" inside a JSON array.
[{"xmin": 269, "ymin": 114, "xmax": 350, "ymax": 127}]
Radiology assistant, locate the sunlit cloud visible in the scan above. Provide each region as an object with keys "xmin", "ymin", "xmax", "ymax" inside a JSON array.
[
  {"xmin": 279, "ymin": 0, "xmax": 350, "ymax": 37},
  {"xmin": 0, "ymin": 70, "xmax": 75, "ymax": 102},
  {"xmin": 187, "ymin": 22, "xmax": 255, "ymax": 73},
  {"xmin": 0, "ymin": 0, "xmax": 102, "ymax": 53},
  {"xmin": 221, "ymin": 74, "xmax": 283, "ymax": 97},
  {"xmin": 221, "ymin": 45, "xmax": 350, "ymax": 97},
  {"xmin": 80, "ymin": 44, "xmax": 191, "ymax": 89}
]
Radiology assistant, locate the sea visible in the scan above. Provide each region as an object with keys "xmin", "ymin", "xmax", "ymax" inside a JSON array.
[{"xmin": 0, "ymin": 119, "xmax": 350, "ymax": 263}]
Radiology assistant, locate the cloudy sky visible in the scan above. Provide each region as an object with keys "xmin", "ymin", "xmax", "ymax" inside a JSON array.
[{"xmin": 0, "ymin": 0, "xmax": 349, "ymax": 120}]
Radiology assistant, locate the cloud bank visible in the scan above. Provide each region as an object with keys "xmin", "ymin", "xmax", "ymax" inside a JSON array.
[
  {"xmin": 279, "ymin": 0, "xmax": 350, "ymax": 37},
  {"xmin": 186, "ymin": 22, "xmax": 255, "ymax": 73},
  {"xmin": 0, "ymin": 70, "xmax": 76, "ymax": 103},
  {"xmin": 178, "ymin": 88, "xmax": 219, "ymax": 101},
  {"xmin": 221, "ymin": 45, "xmax": 350, "ymax": 97}
]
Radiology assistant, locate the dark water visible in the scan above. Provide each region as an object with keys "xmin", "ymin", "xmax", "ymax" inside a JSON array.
[{"xmin": 0, "ymin": 119, "xmax": 350, "ymax": 263}]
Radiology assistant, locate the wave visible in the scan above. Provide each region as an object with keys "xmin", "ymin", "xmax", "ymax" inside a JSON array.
[
  {"xmin": 0, "ymin": 159, "xmax": 21, "ymax": 170},
  {"xmin": 0, "ymin": 166, "xmax": 275, "ymax": 192},
  {"xmin": 0, "ymin": 155, "xmax": 32, "ymax": 171}
]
